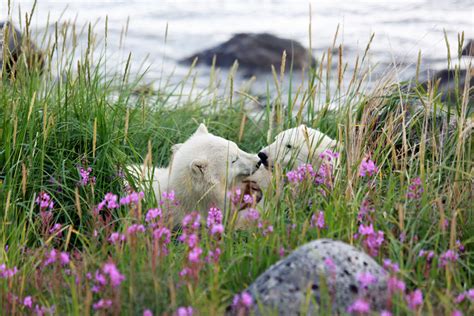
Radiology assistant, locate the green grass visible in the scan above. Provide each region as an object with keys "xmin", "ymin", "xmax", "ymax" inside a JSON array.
[{"xmin": 1, "ymin": 10, "xmax": 473, "ymax": 316}]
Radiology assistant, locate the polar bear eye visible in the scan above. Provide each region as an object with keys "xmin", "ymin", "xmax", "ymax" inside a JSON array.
[
  {"xmin": 286, "ymin": 144, "xmax": 292, "ymax": 149},
  {"xmin": 231, "ymin": 157, "xmax": 239, "ymax": 164}
]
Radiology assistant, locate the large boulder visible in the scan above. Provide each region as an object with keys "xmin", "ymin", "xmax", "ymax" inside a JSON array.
[
  {"xmin": 461, "ymin": 39, "xmax": 473, "ymax": 56},
  {"xmin": 181, "ymin": 33, "xmax": 315, "ymax": 75},
  {"xmin": 231, "ymin": 239, "xmax": 389, "ymax": 315},
  {"xmin": 1, "ymin": 21, "xmax": 44, "ymax": 76}
]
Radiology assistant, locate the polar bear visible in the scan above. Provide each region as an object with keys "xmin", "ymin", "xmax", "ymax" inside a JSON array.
[
  {"xmin": 235, "ymin": 125, "xmax": 338, "ymax": 223},
  {"xmin": 129, "ymin": 124, "xmax": 261, "ymax": 225}
]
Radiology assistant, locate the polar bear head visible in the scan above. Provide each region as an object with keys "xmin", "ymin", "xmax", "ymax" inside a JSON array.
[
  {"xmin": 258, "ymin": 125, "xmax": 337, "ymax": 169},
  {"xmin": 169, "ymin": 124, "xmax": 261, "ymax": 204}
]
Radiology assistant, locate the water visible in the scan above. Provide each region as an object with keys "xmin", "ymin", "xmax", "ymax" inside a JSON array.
[{"xmin": 2, "ymin": 0, "xmax": 473, "ymax": 99}]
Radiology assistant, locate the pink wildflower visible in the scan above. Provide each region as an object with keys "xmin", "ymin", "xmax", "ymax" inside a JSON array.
[
  {"xmin": 245, "ymin": 208, "xmax": 260, "ymax": 221},
  {"xmin": 102, "ymin": 262, "xmax": 125, "ymax": 287},
  {"xmin": 146, "ymin": 208, "xmax": 162, "ymax": 222},
  {"xmin": 380, "ymin": 311, "xmax": 392, "ymax": 316},
  {"xmin": 439, "ymin": 250, "xmax": 459, "ymax": 267},
  {"xmin": 35, "ymin": 192, "xmax": 54, "ymax": 210},
  {"xmin": 93, "ymin": 299, "xmax": 113, "ymax": 310},
  {"xmin": 78, "ymin": 166, "xmax": 95, "ymax": 186},
  {"xmin": 452, "ymin": 310, "xmax": 463, "ymax": 316},
  {"xmin": 161, "ymin": 190, "xmax": 175, "ymax": 201},
  {"xmin": 387, "ymin": 276, "xmax": 406, "ymax": 294},
  {"xmin": 188, "ymin": 247, "xmax": 203, "ymax": 263},
  {"xmin": 0, "ymin": 264, "xmax": 18, "ymax": 278},
  {"xmin": 347, "ymin": 298, "xmax": 371, "ymax": 313},
  {"xmin": 357, "ymin": 272, "xmax": 377, "ymax": 288},
  {"xmin": 176, "ymin": 306, "xmax": 193, "ymax": 316},
  {"xmin": 359, "ymin": 158, "xmax": 378, "ymax": 177},
  {"xmin": 406, "ymin": 289, "xmax": 423, "ymax": 310},
  {"xmin": 97, "ymin": 193, "xmax": 119, "ymax": 212},
  {"xmin": 120, "ymin": 191, "xmax": 144, "ymax": 205},
  {"xmin": 23, "ymin": 296, "xmax": 33, "ymax": 308},
  {"xmin": 127, "ymin": 224, "xmax": 146, "ymax": 235},
  {"xmin": 108, "ymin": 232, "xmax": 126, "ymax": 244},
  {"xmin": 233, "ymin": 292, "xmax": 253, "ymax": 311},
  {"xmin": 357, "ymin": 223, "xmax": 384, "ymax": 256},
  {"xmin": 311, "ymin": 211, "xmax": 325, "ymax": 229},
  {"xmin": 382, "ymin": 259, "xmax": 400, "ymax": 273},
  {"xmin": 143, "ymin": 309, "xmax": 153, "ymax": 316},
  {"xmin": 407, "ymin": 177, "xmax": 423, "ymax": 199}
]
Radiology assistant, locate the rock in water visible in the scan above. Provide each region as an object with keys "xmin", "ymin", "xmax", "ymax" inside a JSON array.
[
  {"xmin": 461, "ymin": 39, "xmax": 473, "ymax": 56},
  {"xmin": 233, "ymin": 239, "xmax": 388, "ymax": 315},
  {"xmin": 0, "ymin": 21, "xmax": 44, "ymax": 76},
  {"xmin": 181, "ymin": 33, "xmax": 315, "ymax": 75}
]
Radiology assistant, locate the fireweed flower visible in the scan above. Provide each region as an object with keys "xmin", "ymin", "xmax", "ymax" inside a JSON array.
[
  {"xmin": 108, "ymin": 232, "xmax": 126, "ymax": 244},
  {"xmin": 356, "ymin": 223, "xmax": 384, "ymax": 256},
  {"xmin": 143, "ymin": 310, "xmax": 153, "ymax": 316},
  {"xmin": 127, "ymin": 224, "xmax": 146, "ymax": 235},
  {"xmin": 93, "ymin": 299, "xmax": 113, "ymax": 310},
  {"xmin": 207, "ymin": 207, "xmax": 223, "ymax": 232},
  {"xmin": 96, "ymin": 193, "xmax": 119, "ymax": 213},
  {"xmin": 23, "ymin": 296, "xmax": 33, "ymax": 308},
  {"xmin": 358, "ymin": 199, "xmax": 375, "ymax": 222},
  {"xmin": 43, "ymin": 249, "xmax": 69, "ymax": 267},
  {"xmin": 102, "ymin": 262, "xmax": 125, "ymax": 287},
  {"xmin": 455, "ymin": 240, "xmax": 465, "ymax": 253},
  {"xmin": 357, "ymin": 272, "xmax": 377, "ymax": 288},
  {"xmin": 310, "ymin": 211, "xmax": 325, "ymax": 229},
  {"xmin": 49, "ymin": 223, "xmax": 63, "ymax": 236},
  {"xmin": 245, "ymin": 208, "xmax": 260, "ymax": 221},
  {"xmin": 418, "ymin": 250, "xmax": 435, "ymax": 264},
  {"xmin": 407, "ymin": 177, "xmax": 423, "ymax": 199},
  {"xmin": 380, "ymin": 311, "xmax": 392, "ymax": 316},
  {"xmin": 382, "ymin": 259, "xmax": 400, "ymax": 273},
  {"xmin": 387, "ymin": 276, "xmax": 406, "ymax": 294},
  {"xmin": 405, "ymin": 289, "xmax": 423, "ymax": 310},
  {"xmin": 179, "ymin": 211, "xmax": 203, "ymax": 280},
  {"xmin": 359, "ymin": 158, "xmax": 378, "ymax": 177},
  {"xmin": 347, "ymin": 298, "xmax": 370, "ymax": 313},
  {"xmin": 120, "ymin": 191, "xmax": 144, "ymax": 206},
  {"xmin": 228, "ymin": 188, "xmax": 242, "ymax": 206},
  {"xmin": 439, "ymin": 249, "xmax": 459, "ymax": 267},
  {"xmin": 452, "ymin": 310, "xmax": 463, "ymax": 316},
  {"xmin": 176, "ymin": 306, "xmax": 193, "ymax": 316},
  {"xmin": 0, "ymin": 264, "xmax": 18, "ymax": 278},
  {"xmin": 152, "ymin": 227, "xmax": 171, "ymax": 256},
  {"xmin": 36, "ymin": 192, "xmax": 54, "ymax": 210},
  {"xmin": 146, "ymin": 208, "xmax": 162, "ymax": 223},
  {"xmin": 232, "ymin": 292, "xmax": 253, "ymax": 312},
  {"xmin": 286, "ymin": 163, "xmax": 315, "ymax": 183},
  {"xmin": 258, "ymin": 221, "xmax": 274, "ymax": 236},
  {"xmin": 161, "ymin": 190, "xmax": 175, "ymax": 201},
  {"xmin": 78, "ymin": 166, "xmax": 96, "ymax": 186}
]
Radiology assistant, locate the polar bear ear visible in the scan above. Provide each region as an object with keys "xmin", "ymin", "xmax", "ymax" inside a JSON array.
[
  {"xmin": 190, "ymin": 159, "xmax": 209, "ymax": 176},
  {"xmin": 194, "ymin": 123, "xmax": 209, "ymax": 135},
  {"xmin": 171, "ymin": 143, "xmax": 182, "ymax": 154}
]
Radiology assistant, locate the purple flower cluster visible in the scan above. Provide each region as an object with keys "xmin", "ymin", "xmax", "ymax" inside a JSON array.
[
  {"xmin": 0, "ymin": 263, "xmax": 18, "ymax": 278},
  {"xmin": 359, "ymin": 157, "xmax": 378, "ymax": 177},
  {"xmin": 43, "ymin": 249, "xmax": 70, "ymax": 267},
  {"xmin": 92, "ymin": 261, "xmax": 125, "ymax": 300},
  {"xmin": 120, "ymin": 191, "xmax": 144, "ymax": 206},
  {"xmin": 35, "ymin": 192, "xmax": 54, "ymax": 210},
  {"xmin": 407, "ymin": 177, "xmax": 423, "ymax": 200},
  {"xmin": 175, "ymin": 306, "xmax": 193, "ymax": 316},
  {"xmin": 310, "ymin": 211, "xmax": 325, "ymax": 230},
  {"xmin": 207, "ymin": 207, "xmax": 224, "ymax": 236},
  {"xmin": 78, "ymin": 166, "xmax": 96, "ymax": 186},
  {"xmin": 439, "ymin": 249, "xmax": 459, "ymax": 267},
  {"xmin": 287, "ymin": 163, "xmax": 315, "ymax": 183},
  {"xmin": 96, "ymin": 193, "xmax": 119, "ymax": 213},
  {"xmin": 354, "ymin": 223, "xmax": 384, "ymax": 256},
  {"xmin": 232, "ymin": 292, "xmax": 253, "ymax": 314},
  {"xmin": 179, "ymin": 212, "xmax": 203, "ymax": 280}
]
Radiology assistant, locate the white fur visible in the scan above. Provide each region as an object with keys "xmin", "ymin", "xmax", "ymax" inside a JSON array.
[
  {"xmin": 128, "ymin": 124, "xmax": 260, "ymax": 225},
  {"xmin": 235, "ymin": 125, "xmax": 338, "ymax": 227}
]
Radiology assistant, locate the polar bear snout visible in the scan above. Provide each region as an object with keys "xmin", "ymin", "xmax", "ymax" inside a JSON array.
[{"xmin": 257, "ymin": 151, "xmax": 269, "ymax": 167}]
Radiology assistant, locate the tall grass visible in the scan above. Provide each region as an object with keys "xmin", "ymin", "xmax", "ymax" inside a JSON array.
[{"xmin": 1, "ymin": 4, "xmax": 473, "ymax": 316}]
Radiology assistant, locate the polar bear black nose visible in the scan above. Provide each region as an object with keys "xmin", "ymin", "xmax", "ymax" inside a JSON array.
[{"xmin": 258, "ymin": 152, "xmax": 268, "ymax": 166}]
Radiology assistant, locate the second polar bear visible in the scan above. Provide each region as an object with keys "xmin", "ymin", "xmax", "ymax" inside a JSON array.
[
  {"xmin": 236, "ymin": 125, "xmax": 338, "ymax": 218},
  {"xmin": 130, "ymin": 124, "xmax": 261, "ymax": 225}
]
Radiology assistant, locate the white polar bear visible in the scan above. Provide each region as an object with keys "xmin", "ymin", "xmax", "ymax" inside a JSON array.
[
  {"xmin": 236, "ymin": 125, "xmax": 338, "ymax": 223},
  {"xmin": 129, "ymin": 124, "xmax": 261, "ymax": 225}
]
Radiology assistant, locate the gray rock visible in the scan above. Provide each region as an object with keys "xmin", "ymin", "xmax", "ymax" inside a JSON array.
[
  {"xmin": 461, "ymin": 40, "xmax": 473, "ymax": 56},
  {"xmin": 181, "ymin": 33, "xmax": 315, "ymax": 76},
  {"xmin": 233, "ymin": 239, "xmax": 389, "ymax": 315}
]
